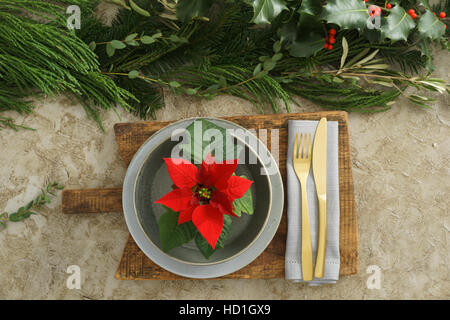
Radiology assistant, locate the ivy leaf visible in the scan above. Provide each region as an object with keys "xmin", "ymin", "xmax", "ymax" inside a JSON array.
[
  {"xmin": 321, "ymin": 0, "xmax": 368, "ymax": 31},
  {"xmin": 232, "ymin": 176, "xmax": 254, "ymax": 217},
  {"xmin": 380, "ymin": 5, "xmax": 415, "ymax": 42},
  {"xmin": 250, "ymin": 0, "xmax": 288, "ymax": 24},
  {"xmin": 194, "ymin": 215, "xmax": 232, "ymax": 259},
  {"xmin": 157, "ymin": 208, "xmax": 197, "ymax": 252},
  {"xmin": 417, "ymin": 11, "xmax": 446, "ymax": 40},
  {"xmin": 176, "ymin": 0, "xmax": 213, "ymax": 22}
]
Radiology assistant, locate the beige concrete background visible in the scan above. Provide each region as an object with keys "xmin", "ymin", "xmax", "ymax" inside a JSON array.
[{"xmin": 0, "ymin": 7, "xmax": 449, "ymax": 299}]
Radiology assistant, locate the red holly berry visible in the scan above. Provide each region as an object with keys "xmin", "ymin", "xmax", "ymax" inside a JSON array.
[
  {"xmin": 329, "ymin": 28, "xmax": 336, "ymax": 36},
  {"xmin": 408, "ymin": 9, "xmax": 415, "ymax": 15},
  {"xmin": 328, "ymin": 38, "xmax": 336, "ymax": 44},
  {"xmin": 433, "ymin": 12, "xmax": 436, "ymax": 15},
  {"xmin": 439, "ymin": 12, "xmax": 446, "ymax": 18},
  {"xmin": 386, "ymin": 3, "xmax": 392, "ymax": 9},
  {"xmin": 328, "ymin": 45, "xmax": 333, "ymax": 50},
  {"xmin": 411, "ymin": 13, "xmax": 417, "ymax": 19},
  {"xmin": 324, "ymin": 43, "xmax": 329, "ymax": 49}
]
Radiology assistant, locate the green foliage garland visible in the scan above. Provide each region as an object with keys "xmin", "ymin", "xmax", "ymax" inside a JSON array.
[{"xmin": 0, "ymin": 0, "xmax": 449, "ymax": 130}]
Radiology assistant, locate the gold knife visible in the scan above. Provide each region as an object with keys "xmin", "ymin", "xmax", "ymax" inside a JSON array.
[{"xmin": 312, "ymin": 118, "xmax": 327, "ymax": 278}]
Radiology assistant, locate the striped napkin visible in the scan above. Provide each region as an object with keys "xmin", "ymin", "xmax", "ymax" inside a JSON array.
[{"xmin": 285, "ymin": 120, "xmax": 340, "ymax": 285}]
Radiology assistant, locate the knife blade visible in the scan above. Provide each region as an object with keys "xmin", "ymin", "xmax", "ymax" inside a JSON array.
[{"xmin": 312, "ymin": 117, "xmax": 327, "ymax": 278}]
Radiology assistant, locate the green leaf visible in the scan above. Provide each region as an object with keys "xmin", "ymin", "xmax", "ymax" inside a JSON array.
[
  {"xmin": 185, "ymin": 88, "xmax": 198, "ymax": 95},
  {"xmin": 169, "ymin": 81, "xmax": 181, "ymax": 88},
  {"xmin": 194, "ymin": 215, "xmax": 232, "ymax": 259},
  {"xmin": 179, "ymin": 119, "xmax": 241, "ymax": 164},
  {"xmin": 206, "ymin": 84, "xmax": 220, "ymax": 93},
  {"xmin": 169, "ymin": 34, "xmax": 188, "ymax": 43},
  {"xmin": 152, "ymin": 32, "xmax": 162, "ymax": 39},
  {"xmin": 128, "ymin": 70, "xmax": 139, "ymax": 79},
  {"xmin": 125, "ymin": 33, "xmax": 138, "ymax": 42},
  {"xmin": 321, "ymin": 0, "xmax": 369, "ymax": 31},
  {"xmin": 253, "ymin": 63, "xmax": 262, "ymax": 76},
  {"xmin": 272, "ymin": 53, "xmax": 283, "ymax": 61},
  {"xmin": 287, "ymin": 10, "xmax": 325, "ymax": 58},
  {"xmin": 129, "ymin": 0, "xmax": 150, "ymax": 17},
  {"xmin": 110, "ymin": 40, "xmax": 126, "ymax": 49},
  {"xmin": 417, "ymin": 11, "xmax": 446, "ymax": 40},
  {"xmin": 218, "ymin": 76, "xmax": 227, "ymax": 88},
  {"xmin": 263, "ymin": 59, "xmax": 276, "ymax": 71},
  {"xmin": 176, "ymin": 0, "xmax": 213, "ymax": 22},
  {"xmin": 106, "ymin": 43, "xmax": 115, "ymax": 57},
  {"xmin": 340, "ymin": 37, "xmax": 349, "ymax": 70},
  {"xmin": 141, "ymin": 35, "xmax": 156, "ymax": 44},
  {"xmin": 232, "ymin": 176, "xmax": 254, "ymax": 217},
  {"xmin": 157, "ymin": 208, "xmax": 196, "ymax": 252},
  {"xmin": 88, "ymin": 41, "xmax": 96, "ymax": 51},
  {"xmin": 298, "ymin": 0, "xmax": 322, "ymax": 16},
  {"xmin": 250, "ymin": 0, "xmax": 288, "ymax": 24},
  {"xmin": 289, "ymin": 32, "xmax": 325, "ymax": 58},
  {"xmin": 273, "ymin": 41, "xmax": 281, "ymax": 53},
  {"xmin": 380, "ymin": 5, "xmax": 415, "ymax": 42}
]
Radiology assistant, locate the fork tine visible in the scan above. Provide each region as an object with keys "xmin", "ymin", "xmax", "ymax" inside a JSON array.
[
  {"xmin": 293, "ymin": 133, "xmax": 298, "ymax": 159},
  {"xmin": 299, "ymin": 133, "xmax": 304, "ymax": 158},
  {"xmin": 307, "ymin": 133, "xmax": 311, "ymax": 158}
]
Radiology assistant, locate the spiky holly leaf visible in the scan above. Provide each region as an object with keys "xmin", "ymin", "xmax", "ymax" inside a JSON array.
[
  {"xmin": 289, "ymin": 12, "xmax": 325, "ymax": 57},
  {"xmin": 321, "ymin": 0, "xmax": 369, "ymax": 31},
  {"xmin": 297, "ymin": 0, "xmax": 322, "ymax": 16},
  {"xmin": 380, "ymin": 5, "xmax": 415, "ymax": 42},
  {"xmin": 176, "ymin": 0, "xmax": 213, "ymax": 22},
  {"xmin": 417, "ymin": 11, "xmax": 446, "ymax": 40},
  {"xmin": 289, "ymin": 32, "xmax": 325, "ymax": 57},
  {"xmin": 250, "ymin": 0, "xmax": 288, "ymax": 24}
]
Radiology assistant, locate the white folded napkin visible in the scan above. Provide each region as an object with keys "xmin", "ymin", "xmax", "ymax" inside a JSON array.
[{"xmin": 285, "ymin": 120, "xmax": 340, "ymax": 285}]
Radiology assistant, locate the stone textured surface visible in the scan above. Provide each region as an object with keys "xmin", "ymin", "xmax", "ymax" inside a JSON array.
[{"xmin": 0, "ymin": 16, "xmax": 449, "ymax": 300}]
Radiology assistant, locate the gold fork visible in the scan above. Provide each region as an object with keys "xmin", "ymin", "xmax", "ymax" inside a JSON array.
[{"xmin": 292, "ymin": 132, "xmax": 313, "ymax": 281}]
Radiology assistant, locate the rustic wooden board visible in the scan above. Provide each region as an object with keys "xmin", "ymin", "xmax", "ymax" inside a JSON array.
[{"xmin": 113, "ymin": 111, "xmax": 358, "ymax": 279}]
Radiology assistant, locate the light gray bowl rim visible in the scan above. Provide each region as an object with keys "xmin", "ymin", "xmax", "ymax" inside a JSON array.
[{"xmin": 122, "ymin": 117, "xmax": 284, "ymax": 279}]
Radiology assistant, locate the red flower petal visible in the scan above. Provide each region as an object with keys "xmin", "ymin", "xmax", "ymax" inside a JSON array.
[
  {"xmin": 192, "ymin": 204, "xmax": 224, "ymax": 249},
  {"xmin": 154, "ymin": 187, "xmax": 193, "ymax": 212},
  {"xmin": 210, "ymin": 191, "xmax": 236, "ymax": 217},
  {"xmin": 224, "ymin": 175, "xmax": 253, "ymax": 200},
  {"xmin": 163, "ymin": 158, "xmax": 198, "ymax": 188},
  {"xmin": 178, "ymin": 205, "xmax": 196, "ymax": 224},
  {"xmin": 196, "ymin": 153, "xmax": 216, "ymax": 187}
]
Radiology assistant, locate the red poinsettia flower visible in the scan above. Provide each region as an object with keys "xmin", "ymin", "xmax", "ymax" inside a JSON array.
[{"xmin": 155, "ymin": 154, "xmax": 253, "ymax": 249}]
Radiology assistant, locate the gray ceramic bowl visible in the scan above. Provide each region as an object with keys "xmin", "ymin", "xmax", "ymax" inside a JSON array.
[{"xmin": 122, "ymin": 118, "xmax": 284, "ymax": 278}]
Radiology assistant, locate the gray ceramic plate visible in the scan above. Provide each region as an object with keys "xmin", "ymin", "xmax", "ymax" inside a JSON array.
[{"xmin": 122, "ymin": 117, "xmax": 284, "ymax": 278}]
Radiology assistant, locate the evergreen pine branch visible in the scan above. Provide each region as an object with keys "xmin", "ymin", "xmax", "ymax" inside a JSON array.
[{"xmin": 0, "ymin": 0, "xmax": 135, "ymax": 130}]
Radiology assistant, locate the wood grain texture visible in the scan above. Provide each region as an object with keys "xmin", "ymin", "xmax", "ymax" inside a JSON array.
[
  {"xmin": 113, "ymin": 111, "xmax": 358, "ymax": 279},
  {"xmin": 62, "ymin": 188, "xmax": 123, "ymax": 214}
]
